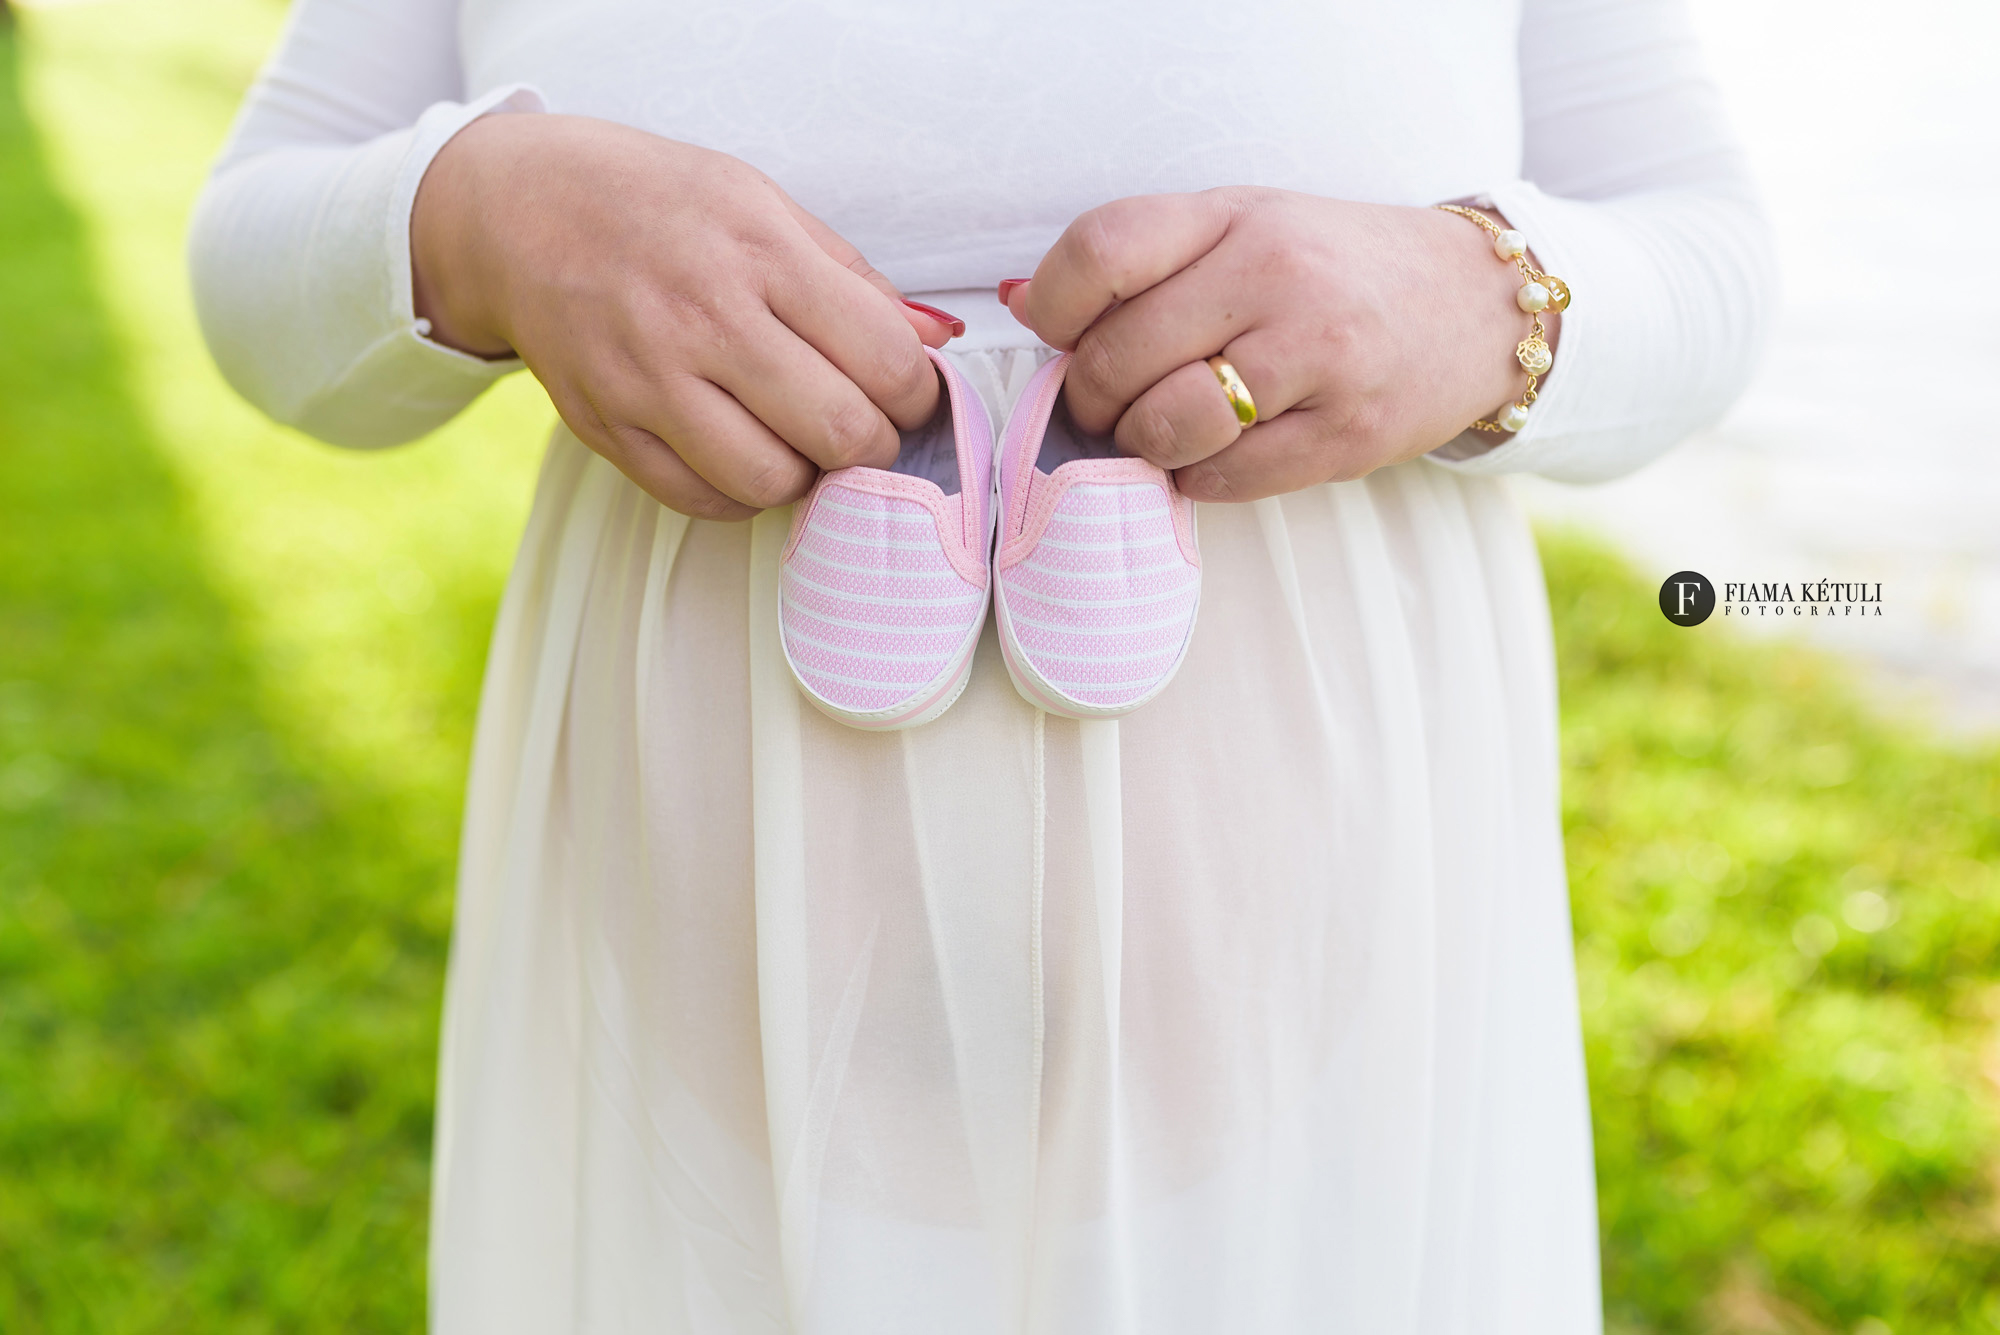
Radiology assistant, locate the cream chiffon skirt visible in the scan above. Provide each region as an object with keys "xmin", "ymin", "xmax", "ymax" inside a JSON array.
[{"xmin": 427, "ymin": 347, "xmax": 1603, "ymax": 1334}]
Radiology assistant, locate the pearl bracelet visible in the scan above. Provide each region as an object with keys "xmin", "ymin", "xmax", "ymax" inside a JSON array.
[{"xmin": 1435, "ymin": 204, "xmax": 1571, "ymax": 434}]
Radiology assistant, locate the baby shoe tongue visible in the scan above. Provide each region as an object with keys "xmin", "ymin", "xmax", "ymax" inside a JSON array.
[
  {"xmin": 1037, "ymin": 395, "xmax": 1123, "ymax": 473},
  {"xmin": 887, "ymin": 380, "xmax": 960, "ymax": 495}
]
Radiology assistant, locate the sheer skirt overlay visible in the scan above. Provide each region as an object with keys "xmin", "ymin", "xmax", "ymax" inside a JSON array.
[{"xmin": 431, "ymin": 348, "xmax": 1601, "ymax": 1334}]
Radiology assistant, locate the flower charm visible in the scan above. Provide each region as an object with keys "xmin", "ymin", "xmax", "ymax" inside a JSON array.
[{"xmin": 1517, "ymin": 335, "xmax": 1553, "ymax": 376}]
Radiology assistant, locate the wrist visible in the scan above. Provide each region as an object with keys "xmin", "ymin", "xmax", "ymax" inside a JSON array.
[
  {"xmin": 1432, "ymin": 201, "xmax": 1569, "ymax": 436},
  {"xmin": 411, "ymin": 114, "xmax": 518, "ymax": 359},
  {"xmin": 1456, "ymin": 211, "xmax": 1535, "ymax": 389}
]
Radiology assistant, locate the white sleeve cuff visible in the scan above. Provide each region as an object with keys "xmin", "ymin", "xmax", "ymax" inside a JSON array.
[
  {"xmin": 192, "ymin": 82, "xmax": 548, "ymax": 448},
  {"xmin": 286, "ymin": 84, "xmax": 548, "ymax": 444}
]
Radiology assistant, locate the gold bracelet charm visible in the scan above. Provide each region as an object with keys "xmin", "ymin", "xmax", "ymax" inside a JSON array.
[{"xmin": 1434, "ymin": 203, "xmax": 1571, "ymax": 434}]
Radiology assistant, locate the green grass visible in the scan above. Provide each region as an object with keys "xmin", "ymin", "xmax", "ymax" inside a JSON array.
[
  {"xmin": 1547, "ymin": 532, "xmax": 2000, "ymax": 1333},
  {"xmin": 0, "ymin": 3, "xmax": 1996, "ymax": 1332},
  {"xmin": 0, "ymin": 3, "xmax": 549, "ymax": 1326}
]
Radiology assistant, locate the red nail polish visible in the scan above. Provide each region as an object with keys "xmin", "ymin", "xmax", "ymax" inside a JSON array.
[
  {"xmin": 997, "ymin": 278, "xmax": 1030, "ymax": 304},
  {"xmin": 902, "ymin": 299, "xmax": 966, "ymax": 338}
]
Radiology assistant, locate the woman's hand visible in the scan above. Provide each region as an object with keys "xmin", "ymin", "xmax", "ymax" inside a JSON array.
[
  {"xmin": 1001, "ymin": 189, "xmax": 1558, "ymax": 502},
  {"xmin": 412, "ymin": 114, "xmax": 958, "ymax": 520}
]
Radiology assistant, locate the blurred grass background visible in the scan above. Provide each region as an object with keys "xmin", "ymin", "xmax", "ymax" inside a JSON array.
[{"xmin": 0, "ymin": 3, "xmax": 1995, "ymax": 1331}]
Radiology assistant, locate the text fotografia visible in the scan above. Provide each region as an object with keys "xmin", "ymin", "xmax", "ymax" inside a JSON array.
[{"xmin": 1723, "ymin": 582, "xmax": 1884, "ymax": 617}]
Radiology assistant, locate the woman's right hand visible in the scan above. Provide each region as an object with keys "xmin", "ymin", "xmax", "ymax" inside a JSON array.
[{"xmin": 411, "ymin": 113, "xmax": 955, "ymax": 520}]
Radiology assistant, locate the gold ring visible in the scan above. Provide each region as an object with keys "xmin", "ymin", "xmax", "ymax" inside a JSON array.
[{"xmin": 1206, "ymin": 355, "xmax": 1257, "ymax": 428}]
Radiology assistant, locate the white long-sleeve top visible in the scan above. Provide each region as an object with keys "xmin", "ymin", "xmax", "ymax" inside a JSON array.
[
  {"xmin": 191, "ymin": 0, "xmax": 1774, "ymax": 482},
  {"xmin": 189, "ymin": 6, "xmax": 1777, "ymax": 1333}
]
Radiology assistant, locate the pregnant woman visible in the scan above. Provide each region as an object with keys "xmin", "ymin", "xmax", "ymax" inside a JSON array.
[{"xmin": 191, "ymin": 1, "xmax": 1773, "ymax": 1329}]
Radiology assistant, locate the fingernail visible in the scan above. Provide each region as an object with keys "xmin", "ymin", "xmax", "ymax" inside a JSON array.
[
  {"xmin": 902, "ymin": 300, "xmax": 965, "ymax": 338},
  {"xmin": 996, "ymin": 278, "xmax": 1030, "ymax": 304}
]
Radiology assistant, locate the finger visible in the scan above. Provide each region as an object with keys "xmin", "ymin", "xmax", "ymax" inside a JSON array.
[
  {"xmin": 552, "ymin": 379, "xmax": 760, "ymax": 519},
  {"xmin": 1060, "ymin": 271, "xmax": 1237, "ymax": 433},
  {"xmin": 555, "ymin": 384, "xmax": 764, "ymax": 520},
  {"xmin": 1114, "ymin": 361, "xmax": 1243, "ymax": 472},
  {"xmin": 608, "ymin": 371, "xmax": 819, "ymax": 511},
  {"xmin": 698, "ymin": 314, "xmax": 906, "ymax": 473},
  {"xmin": 782, "ymin": 193, "xmax": 901, "ymax": 303},
  {"xmin": 595, "ymin": 422, "xmax": 761, "ymax": 521},
  {"xmin": 781, "ymin": 195, "xmax": 960, "ymax": 352},
  {"xmin": 900, "ymin": 300, "xmax": 965, "ymax": 348},
  {"xmin": 763, "ymin": 257, "xmax": 943, "ymax": 433},
  {"xmin": 1114, "ymin": 330, "xmax": 1315, "ymax": 470},
  {"xmin": 1174, "ymin": 408, "xmax": 1357, "ymax": 504},
  {"xmin": 1062, "ymin": 247, "xmax": 1306, "ymax": 432},
  {"xmin": 1010, "ymin": 191, "xmax": 1236, "ymax": 351}
]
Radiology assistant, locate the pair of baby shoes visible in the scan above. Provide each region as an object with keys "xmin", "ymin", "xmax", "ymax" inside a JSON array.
[{"xmin": 779, "ymin": 347, "xmax": 1202, "ymax": 729}]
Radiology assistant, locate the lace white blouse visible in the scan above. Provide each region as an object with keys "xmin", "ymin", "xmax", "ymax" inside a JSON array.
[{"xmin": 190, "ymin": 2, "xmax": 1775, "ymax": 1331}]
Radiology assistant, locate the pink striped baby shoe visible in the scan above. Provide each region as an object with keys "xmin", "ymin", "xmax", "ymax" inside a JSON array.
[
  {"xmin": 779, "ymin": 347, "xmax": 995, "ymax": 730},
  {"xmin": 992, "ymin": 353, "xmax": 1202, "ymax": 719}
]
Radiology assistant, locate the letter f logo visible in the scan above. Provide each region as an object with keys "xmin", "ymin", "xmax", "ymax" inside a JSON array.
[{"xmin": 1659, "ymin": 571, "xmax": 1715, "ymax": 626}]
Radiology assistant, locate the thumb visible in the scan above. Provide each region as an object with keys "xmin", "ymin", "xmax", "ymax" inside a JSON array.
[{"xmin": 782, "ymin": 196, "xmax": 959, "ymax": 348}]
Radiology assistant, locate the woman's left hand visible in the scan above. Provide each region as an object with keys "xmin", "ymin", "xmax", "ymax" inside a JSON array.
[{"xmin": 1002, "ymin": 188, "xmax": 1557, "ymax": 501}]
